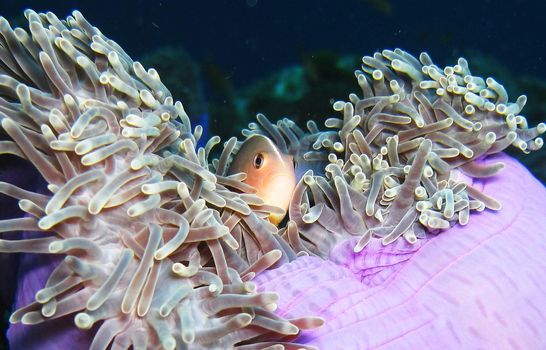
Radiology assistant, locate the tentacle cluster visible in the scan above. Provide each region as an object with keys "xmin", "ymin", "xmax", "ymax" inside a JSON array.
[
  {"xmin": 244, "ymin": 49, "xmax": 544, "ymax": 257},
  {"xmin": 0, "ymin": 10, "xmax": 321, "ymax": 349}
]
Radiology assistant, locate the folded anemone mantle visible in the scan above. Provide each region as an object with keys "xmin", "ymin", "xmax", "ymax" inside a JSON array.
[{"xmin": 0, "ymin": 9, "xmax": 545, "ymax": 350}]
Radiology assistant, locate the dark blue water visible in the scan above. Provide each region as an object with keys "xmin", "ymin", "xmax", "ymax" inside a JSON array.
[{"xmin": 3, "ymin": 0, "xmax": 546, "ymax": 86}]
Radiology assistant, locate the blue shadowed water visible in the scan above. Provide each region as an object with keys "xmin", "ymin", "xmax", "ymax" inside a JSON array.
[{"xmin": 195, "ymin": 113, "xmax": 210, "ymax": 148}]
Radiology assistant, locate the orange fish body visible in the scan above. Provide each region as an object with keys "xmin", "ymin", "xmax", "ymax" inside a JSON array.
[{"xmin": 228, "ymin": 135, "xmax": 296, "ymax": 225}]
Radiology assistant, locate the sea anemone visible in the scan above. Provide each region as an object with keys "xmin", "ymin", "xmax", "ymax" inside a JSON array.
[
  {"xmin": 243, "ymin": 49, "xmax": 544, "ymax": 256},
  {"xmin": 0, "ymin": 10, "xmax": 321, "ymax": 349},
  {"xmin": 1, "ymin": 8, "xmax": 544, "ymax": 350}
]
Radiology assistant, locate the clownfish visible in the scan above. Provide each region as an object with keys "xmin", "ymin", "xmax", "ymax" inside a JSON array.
[{"xmin": 227, "ymin": 135, "xmax": 297, "ymax": 225}]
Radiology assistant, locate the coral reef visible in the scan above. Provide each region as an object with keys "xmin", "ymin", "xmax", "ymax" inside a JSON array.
[{"xmin": 0, "ymin": 10, "xmax": 319, "ymax": 349}]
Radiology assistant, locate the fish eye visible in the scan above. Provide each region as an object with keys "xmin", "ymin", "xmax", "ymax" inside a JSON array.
[{"xmin": 253, "ymin": 153, "xmax": 264, "ymax": 169}]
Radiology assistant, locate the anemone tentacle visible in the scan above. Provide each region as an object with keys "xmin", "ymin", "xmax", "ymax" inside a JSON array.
[
  {"xmin": 241, "ymin": 49, "xmax": 544, "ymax": 257},
  {"xmin": 0, "ymin": 10, "xmax": 320, "ymax": 349}
]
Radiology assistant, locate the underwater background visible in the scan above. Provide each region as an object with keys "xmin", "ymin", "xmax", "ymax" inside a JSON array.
[{"xmin": 0, "ymin": 0, "xmax": 545, "ymax": 348}]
